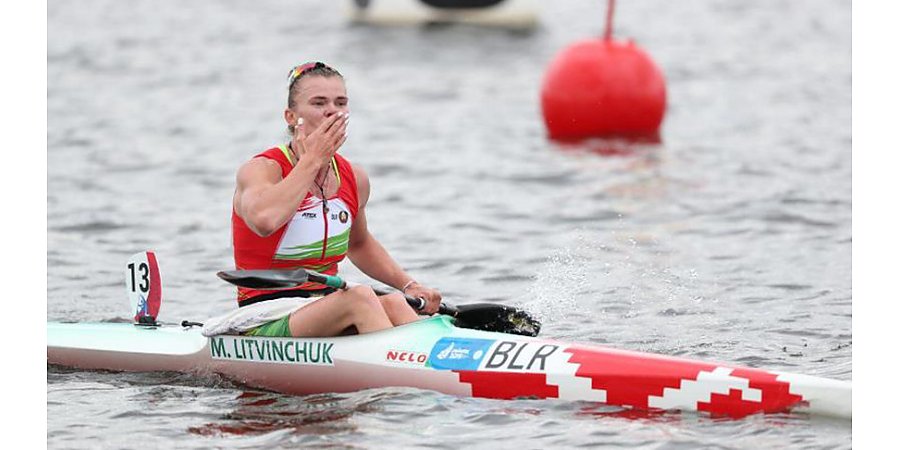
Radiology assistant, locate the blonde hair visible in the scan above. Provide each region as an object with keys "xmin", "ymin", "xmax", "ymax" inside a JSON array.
[{"xmin": 287, "ymin": 62, "xmax": 343, "ymax": 109}]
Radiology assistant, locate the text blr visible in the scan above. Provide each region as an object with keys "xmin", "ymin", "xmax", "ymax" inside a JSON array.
[{"xmin": 484, "ymin": 341, "xmax": 558, "ymax": 371}]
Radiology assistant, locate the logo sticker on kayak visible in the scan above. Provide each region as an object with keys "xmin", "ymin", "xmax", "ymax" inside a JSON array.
[
  {"xmin": 386, "ymin": 349, "xmax": 428, "ymax": 365},
  {"xmin": 429, "ymin": 337, "xmax": 495, "ymax": 370},
  {"xmin": 210, "ymin": 336, "xmax": 334, "ymax": 366}
]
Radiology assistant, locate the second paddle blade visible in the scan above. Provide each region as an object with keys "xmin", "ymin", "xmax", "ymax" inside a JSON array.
[
  {"xmin": 453, "ymin": 303, "xmax": 541, "ymax": 337},
  {"xmin": 216, "ymin": 269, "xmax": 308, "ymax": 290}
]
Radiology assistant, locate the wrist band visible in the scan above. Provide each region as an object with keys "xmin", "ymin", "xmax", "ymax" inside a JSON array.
[{"xmin": 401, "ymin": 280, "xmax": 418, "ymax": 292}]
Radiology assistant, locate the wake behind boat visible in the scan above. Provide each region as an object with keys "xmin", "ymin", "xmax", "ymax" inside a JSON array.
[{"xmin": 46, "ymin": 252, "xmax": 851, "ymax": 419}]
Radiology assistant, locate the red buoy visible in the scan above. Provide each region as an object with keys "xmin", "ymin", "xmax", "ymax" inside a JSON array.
[{"xmin": 540, "ymin": 1, "xmax": 666, "ymax": 142}]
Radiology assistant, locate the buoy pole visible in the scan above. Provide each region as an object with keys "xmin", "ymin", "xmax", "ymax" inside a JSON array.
[{"xmin": 604, "ymin": 0, "xmax": 616, "ymax": 41}]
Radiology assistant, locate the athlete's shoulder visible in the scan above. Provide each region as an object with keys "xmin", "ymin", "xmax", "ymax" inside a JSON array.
[
  {"xmin": 237, "ymin": 158, "xmax": 281, "ymax": 186},
  {"xmin": 257, "ymin": 145, "xmax": 296, "ymax": 165},
  {"xmin": 349, "ymin": 161, "xmax": 367, "ymax": 178},
  {"xmin": 349, "ymin": 162, "xmax": 369, "ymax": 186},
  {"xmin": 238, "ymin": 146, "xmax": 288, "ymax": 184}
]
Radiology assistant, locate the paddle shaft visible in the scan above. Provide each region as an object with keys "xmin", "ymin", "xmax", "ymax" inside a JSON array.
[{"xmin": 304, "ymin": 271, "xmax": 458, "ymax": 316}]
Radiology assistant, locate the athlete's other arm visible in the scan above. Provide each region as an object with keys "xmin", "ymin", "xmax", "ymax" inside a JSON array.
[{"xmin": 347, "ymin": 164, "xmax": 443, "ymax": 313}]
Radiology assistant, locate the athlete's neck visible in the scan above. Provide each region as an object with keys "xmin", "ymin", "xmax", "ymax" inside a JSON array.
[{"xmin": 288, "ymin": 141, "xmax": 303, "ymax": 162}]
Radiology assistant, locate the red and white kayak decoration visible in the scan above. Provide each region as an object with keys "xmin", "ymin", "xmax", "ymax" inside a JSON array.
[{"xmin": 438, "ymin": 338, "xmax": 848, "ymax": 418}]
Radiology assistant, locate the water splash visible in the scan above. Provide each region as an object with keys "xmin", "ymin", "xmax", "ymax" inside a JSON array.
[{"xmin": 520, "ymin": 241, "xmax": 589, "ymax": 324}]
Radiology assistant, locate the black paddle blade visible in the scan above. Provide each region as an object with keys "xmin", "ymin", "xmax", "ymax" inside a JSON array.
[
  {"xmin": 452, "ymin": 303, "xmax": 542, "ymax": 337},
  {"xmin": 217, "ymin": 269, "xmax": 308, "ymax": 290}
]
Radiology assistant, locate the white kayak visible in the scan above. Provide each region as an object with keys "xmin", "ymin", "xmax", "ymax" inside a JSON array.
[{"xmin": 47, "ymin": 315, "xmax": 851, "ymax": 419}]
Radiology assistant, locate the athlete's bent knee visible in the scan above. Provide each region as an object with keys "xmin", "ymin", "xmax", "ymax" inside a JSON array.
[
  {"xmin": 343, "ymin": 286, "xmax": 385, "ymax": 316},
  {"xmin": 382, "ymin": 293, "xmax": 411, "ymax": 311},
  {"xmin": 347, "ymin": 285, "xmax": 377, "ymax": 299}
]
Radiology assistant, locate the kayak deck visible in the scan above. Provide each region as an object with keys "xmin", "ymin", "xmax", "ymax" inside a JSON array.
[{"xmin": 47, "ymin": 316, "xmax": 851, "ymax": 419}]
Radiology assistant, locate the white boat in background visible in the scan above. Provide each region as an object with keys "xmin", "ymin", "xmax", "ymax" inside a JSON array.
[{"xmin": 345, "ymin": 0, "xmax": 538, "ymax": 29}]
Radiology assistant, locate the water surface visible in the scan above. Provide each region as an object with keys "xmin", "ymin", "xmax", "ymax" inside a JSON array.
[{"xmin": 48, "ymin": 1, "xmax": 851, "ymax": 448}]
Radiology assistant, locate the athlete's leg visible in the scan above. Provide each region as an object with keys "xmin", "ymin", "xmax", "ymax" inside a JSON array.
[
  {"xmin": 379, "ymin": 293, "xmax": 421, "ymax": 326},
  {"xmin": 288, "ymin": 285, "xmax": 392, "ymax": 337}
]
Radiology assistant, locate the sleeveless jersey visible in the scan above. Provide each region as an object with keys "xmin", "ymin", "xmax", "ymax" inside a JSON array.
[{"xmin": 232, "ymin": 145, "xmax": 359, "ymax": 304}]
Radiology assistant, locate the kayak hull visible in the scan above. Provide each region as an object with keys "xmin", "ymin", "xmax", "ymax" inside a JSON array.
[{"xmin": 47, "ymin": 317, "xmax": 851, "ymax": 419}]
